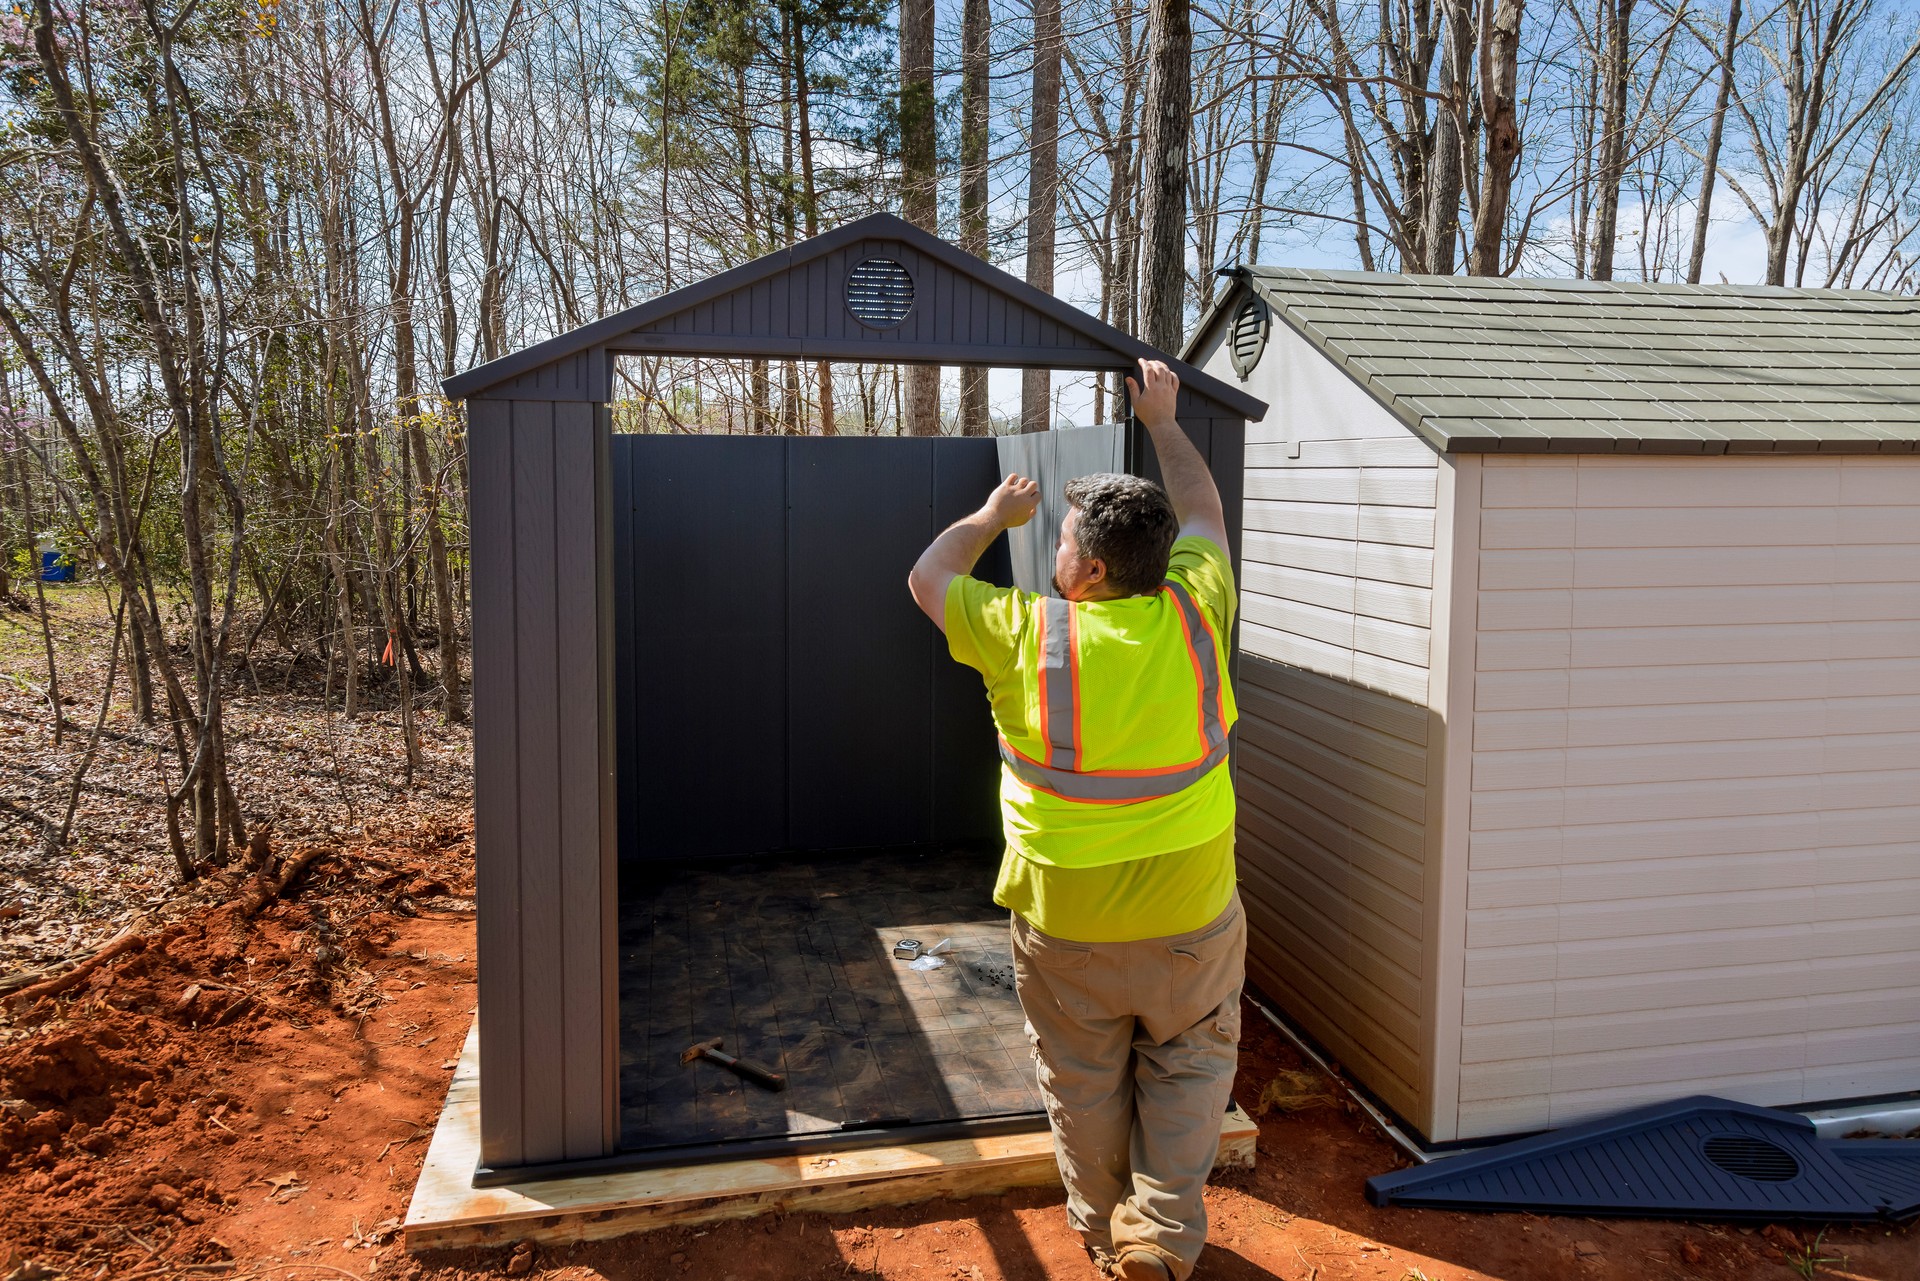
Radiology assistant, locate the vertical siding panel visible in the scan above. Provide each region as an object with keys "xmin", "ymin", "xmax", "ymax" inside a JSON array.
[
  {"xmin": 511, "ymin": 400, "xmax": 567, "ymax": 1163},
  {"xmin": 809, "ymin": 255, "xmax": 827, "ymax": 346},
  {"xmin": 553, "ymin": 403, "xmax": 606, "ymax": 1159},
  {"xmin": 769, "ymin": 267, "xmax": 790, "ymax": 340},
  {"xmin": 469, "ymin": 398, "xmax": 524, "ymax": 1169}
]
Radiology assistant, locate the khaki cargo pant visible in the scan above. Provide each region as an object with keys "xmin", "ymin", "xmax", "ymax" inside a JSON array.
[{"xmin": 1010, "ymin": 895, "xmax": 1246, "ymax": 1281}]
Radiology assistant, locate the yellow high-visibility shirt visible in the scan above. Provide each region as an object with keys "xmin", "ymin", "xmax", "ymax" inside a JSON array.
[{"xmin": 946, "ymin": 535, "xmax": 1239, "ymax": 940}]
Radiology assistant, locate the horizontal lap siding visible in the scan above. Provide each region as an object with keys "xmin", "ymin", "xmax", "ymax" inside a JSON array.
[
  {"xmin": 1458, "ymin": 454, "xmax": 1920, "ymax": 1139},
  {"xmin": 1196, "ymin": 318, "xmax": 1440, "ymax": 1131}
]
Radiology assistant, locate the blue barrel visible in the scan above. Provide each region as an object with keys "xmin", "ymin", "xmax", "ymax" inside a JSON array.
[{"xmin": 40, "ymin": 550, "xmax": 74, "ymax": 583}]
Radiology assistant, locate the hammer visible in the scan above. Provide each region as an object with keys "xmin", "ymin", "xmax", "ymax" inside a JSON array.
[{"xmin": 681, "ymin": 1037, "xmax": 786, "ymax": 1092}]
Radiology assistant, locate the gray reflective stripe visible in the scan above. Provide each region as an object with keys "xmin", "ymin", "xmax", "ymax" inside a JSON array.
[
  {"xmin": 999, "ymin": 737, "xmax": 1230, "ymax": 803},
  {"xmin": 1163, "ymin": 580, "xmax": 1226, "ymax": 753},
  {"xmin": 1004, "ymin": 579, "xmax": 1230, "ymax": 804},
  {"xmin": 1039, "ymin": 597, "xmax": 1076, "ymax": 769}
]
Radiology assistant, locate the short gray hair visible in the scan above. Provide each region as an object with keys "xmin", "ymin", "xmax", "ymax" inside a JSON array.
[{"xmin": 1062, "ymin": 472, "xmax": 1178, "ymax": 596}]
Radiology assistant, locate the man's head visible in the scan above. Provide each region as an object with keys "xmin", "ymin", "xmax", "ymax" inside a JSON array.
[{"xmin": 1053, "ymin": 472, "xmax": 1179, "ymax": 601}]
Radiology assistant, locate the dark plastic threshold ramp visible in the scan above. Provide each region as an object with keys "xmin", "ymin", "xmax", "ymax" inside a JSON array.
[
  {"xmin": 474, "ymin": 1110, "xmax": 1047, "ymax": 1188},
  {"xmin": 1367, "ymin": 1096, "xmax": 1920, "ymax": 1222}
]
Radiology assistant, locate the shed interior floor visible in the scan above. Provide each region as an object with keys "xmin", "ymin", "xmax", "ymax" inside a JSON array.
[{"xmin": 618, "ymin": 846, "xmax": 1044, "ymax": 1157}]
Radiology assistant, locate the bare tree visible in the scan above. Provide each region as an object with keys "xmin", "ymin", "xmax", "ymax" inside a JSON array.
[
  {"xmin": 1021, "ymin": 0, "xmax": 1063, "ymax": 432},
  {"xmin": 1139, "ymin": 0, "xmax": 1194, "ymax": 350},
  {"xmin": 959, "ymin": 0, "xmax": 991, "ymax": 436},
  {"xmin": 900, "ymin": 0, "xmax": 941, "ymax": 435}
]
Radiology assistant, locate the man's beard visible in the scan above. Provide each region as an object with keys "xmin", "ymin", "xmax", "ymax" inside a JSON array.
[{"xmin": 1051, "ymin": 575, "xmax": 1064, "ymax": 597}]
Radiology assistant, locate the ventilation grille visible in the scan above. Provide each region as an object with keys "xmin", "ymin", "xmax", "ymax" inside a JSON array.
[
  {"xmin": 1229, "ymin": 295, "xmax": 1267, "ymax": 378},
  {"xmin": 1703, "ymin": 1135, "xmax": 1801, "ymax": 1183},
  {"xmin": 847, "ymin": 258, "xmax": 915, "ymax": 328}
]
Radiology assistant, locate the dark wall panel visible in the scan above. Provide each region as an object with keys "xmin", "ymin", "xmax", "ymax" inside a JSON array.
[
  {"xmin": 786, "ymin": 438, "xmax": 938, "ymax": 850},
  {"xmin": 620, "ymin": 436, "xmax": 788, "ymax": 860}
]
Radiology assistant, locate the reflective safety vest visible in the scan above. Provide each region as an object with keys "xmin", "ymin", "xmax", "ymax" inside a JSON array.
[{"xmin": 994, "ymin": 579, "xmax": 1237, "ymax": 868}]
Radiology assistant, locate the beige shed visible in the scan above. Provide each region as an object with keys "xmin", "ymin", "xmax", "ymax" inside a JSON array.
[{"xmin": 1184, "ymin": 270, "xmax": 1920, "ymax": 1146}]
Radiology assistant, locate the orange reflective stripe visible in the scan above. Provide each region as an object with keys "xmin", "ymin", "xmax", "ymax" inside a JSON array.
[{"xmin": 1005, "ymin": 580, "xmax": 1230, "ymax": 805}]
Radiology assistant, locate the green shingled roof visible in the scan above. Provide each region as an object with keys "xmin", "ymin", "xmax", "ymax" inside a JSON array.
[{"xmin": 1219, "ymin": 268, "xmax": 1920, "ymax": 454}]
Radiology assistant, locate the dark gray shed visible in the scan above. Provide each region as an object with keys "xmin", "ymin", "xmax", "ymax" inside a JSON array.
[{"xmin": 444, "ymin": 214, "xmax": 1265, "ymax": 1179}]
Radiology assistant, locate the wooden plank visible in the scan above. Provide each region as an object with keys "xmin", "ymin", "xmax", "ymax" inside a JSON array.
[{"xmin": 407, "ymin": 1023, "xmax": 1257, "ymax": 1250}]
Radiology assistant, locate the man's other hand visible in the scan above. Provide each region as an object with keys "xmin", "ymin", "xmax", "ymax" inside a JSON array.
[
  {"xmin": 987, "ymin": 473, "xmax": 1042, "ymax": 529},
  {"xmin": 1125, "ymin": 358, "xmax": 1180, "ymax": 429}
]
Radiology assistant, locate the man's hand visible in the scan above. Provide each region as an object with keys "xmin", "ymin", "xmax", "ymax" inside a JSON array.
[
  {"xmin": 908, "ymin": 473, "xmax": 1042, "ymax": 631},
  {"xmin": 1126, "ymin": 358, "xmax": 1180, "ymax": 429},
  {"xmin": 984, "ymin": 473, "xmax": 1041, "ymax": 530},
  {"xmin": 1127, "ymin": 357, "xmax": 1227, "ymax": 549}
]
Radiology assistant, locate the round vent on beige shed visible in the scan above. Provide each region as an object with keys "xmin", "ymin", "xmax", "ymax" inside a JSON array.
[
  {"xmin": 1228, "ymin": 295, "xmax": 1269, "ymax": 379},
  {"xmin": 846, "ymin": 257, "xmax": 915, "ymax": 329}
]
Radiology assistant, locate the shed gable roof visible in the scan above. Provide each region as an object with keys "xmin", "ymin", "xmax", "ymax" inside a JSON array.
[
  {"xmin": 1196, "ymin": 268, "xmax": 1920, "ymax": 454},
  {"xmin": 445, "ymin": 213, "xmax": 1265, "ymax": 420}
]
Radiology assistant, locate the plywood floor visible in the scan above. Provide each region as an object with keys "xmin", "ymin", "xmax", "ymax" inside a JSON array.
[{"xmin": 618, "ymin": 847, "xmax": 1043, "ymax": 1156}]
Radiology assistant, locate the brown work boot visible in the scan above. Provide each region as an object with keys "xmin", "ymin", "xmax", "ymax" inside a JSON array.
[{"xmin": 1113, "ymin": 1249, "xmax": 1172, "ymax": 1281}]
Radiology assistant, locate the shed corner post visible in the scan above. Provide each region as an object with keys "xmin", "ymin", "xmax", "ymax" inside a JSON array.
[
  {"xmin": 464, "ymin": 349, "xmax": 621, "ymax": 1176},
  {"xmin": 1416, "ymin": 450, "xmax": 1481, "ymax": 1144}
]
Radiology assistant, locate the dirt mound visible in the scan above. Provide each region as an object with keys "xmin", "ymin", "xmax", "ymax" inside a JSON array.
[{"xmin": 0, "ymin": 819, "xmax": 475, "ymax": 1275}]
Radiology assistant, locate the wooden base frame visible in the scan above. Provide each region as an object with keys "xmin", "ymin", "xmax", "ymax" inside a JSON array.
[{"xmin": 406, "ymin": 1020, "xmax": 1259, "ymax": 1252}]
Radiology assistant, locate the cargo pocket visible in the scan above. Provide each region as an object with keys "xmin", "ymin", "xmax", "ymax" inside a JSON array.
[
  {"xmin": 1164, "ymin": 901, "xmax": 1245, "ymax": 1029},
  {"xmin": 1012, "ymin": 920, "xmax": 1095, "ymax": 1017}
]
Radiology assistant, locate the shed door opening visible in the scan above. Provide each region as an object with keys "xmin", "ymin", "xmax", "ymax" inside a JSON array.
[{"xmin": 611, "ymin": 432, "xmax": 1053, "ymax": 1164}]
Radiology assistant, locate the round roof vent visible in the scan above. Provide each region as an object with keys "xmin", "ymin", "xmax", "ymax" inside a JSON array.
[
  {"xmin": 1701, "ymin": 1134, "xmax": 1800, "ymax": 1183},
  {"xmin": 847, "ymin": 257, "xmax": 915, "ymax": 329},
  {"xmin": 1229, "ymin": 294, "xmax": 1268, "ymax": 379}
]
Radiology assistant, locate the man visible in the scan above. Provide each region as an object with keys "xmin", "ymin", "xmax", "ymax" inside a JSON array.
[{"xmin": 907, "ymin": 358, "xmax": 1243, "ymax": 1281}]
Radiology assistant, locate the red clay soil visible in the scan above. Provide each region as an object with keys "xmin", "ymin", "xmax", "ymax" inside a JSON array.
[{"xmin": 3, "ymin": 834, "xmax": 1916, "ymax": 1281}]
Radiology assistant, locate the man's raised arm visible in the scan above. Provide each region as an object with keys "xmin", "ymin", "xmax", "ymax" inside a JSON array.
[
  {"xmin": 907, "ymin": 473, "xmax": 1041, "ymax": 632},
  {"xmin": 1126, "ymin": 358, "xmax": 1228, "ymax": 550}
]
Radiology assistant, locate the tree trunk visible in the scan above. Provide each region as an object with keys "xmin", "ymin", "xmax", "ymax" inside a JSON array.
[
  {"xmin": 1021, "ymin": 0, "xmax": 1062, "ymax": 433},
  {"xmin": 1688, "ymin": 0, "xmax": 1743, "ymax": 284},
  {"xmin": 958, "ymin": 0, "xmax": 991, "ymax": 437},
  {"xmin": 1138, "ymin": 0, "xmax": 1193, "ymax": 353},
  {"xmin": 1590, "ymin": 0, "xmax": 1635, "ymax": 281},
  {"xmin": 900, "ymin": 0, "xmax": 940, "ymax": 436},
  {"xmin": 1422, "ymin": 2, "xmax": 1472, "ymax": 274},
  {"xmin": 793, "ymin": 16, "xmax": 836, "ymax": 436},
  {"xmin": 1470, "ymin": 0, "xmax": 1524, "ymax": 276}
]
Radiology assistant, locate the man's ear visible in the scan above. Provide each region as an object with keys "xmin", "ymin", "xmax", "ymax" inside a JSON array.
[{"xmin": 1085, "ymin": 558, "xmax": 1107, "ymax": 584}]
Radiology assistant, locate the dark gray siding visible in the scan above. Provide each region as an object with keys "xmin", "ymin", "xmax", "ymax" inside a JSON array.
[{"xmin": 470, "ymin": 397, "xmax": 617, "ymax": 1169}]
